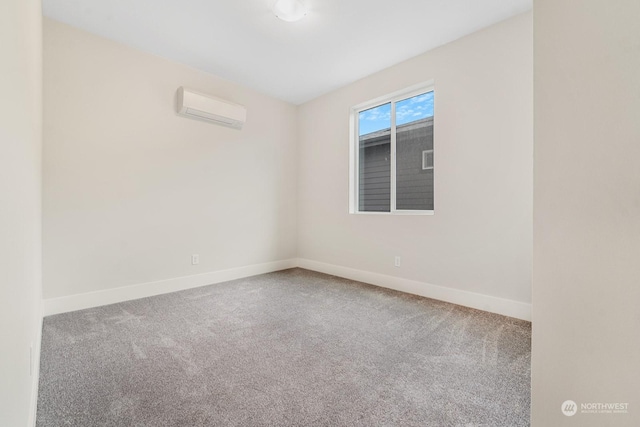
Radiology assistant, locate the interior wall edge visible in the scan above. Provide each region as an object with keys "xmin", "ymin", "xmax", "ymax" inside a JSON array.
[{"xmin": 28, "ymin": 301, "xmax": 44, "ymax": 427}]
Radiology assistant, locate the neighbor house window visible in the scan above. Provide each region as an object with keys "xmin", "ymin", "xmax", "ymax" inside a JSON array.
[
  {"xmin": 422, "ymin": 150, "xmax": 434, "ymax": 170},
  {"xmin": 349, "ymin": 82, "xmax": 434, "ymax": 214}
]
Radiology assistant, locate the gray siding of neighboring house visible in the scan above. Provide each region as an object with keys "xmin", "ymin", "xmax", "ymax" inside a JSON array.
[
  {"xmin": 359, "ymin": 117, "xmax": 434, "ymax": 212},
  {"xmin": 359, "ymin": 135, "xmax": 391, "ymax": 212},
  {"xmin": 396, "ymin": 118, "xmax": 434, "ymax": 210}
]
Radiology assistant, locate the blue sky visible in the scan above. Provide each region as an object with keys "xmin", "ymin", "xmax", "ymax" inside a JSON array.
[{"xmin": 359, "ymin": 91, "xmax": 434, "ymax": 136}]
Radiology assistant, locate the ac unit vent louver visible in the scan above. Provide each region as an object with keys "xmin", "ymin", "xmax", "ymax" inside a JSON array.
[{"xmin": 177, "ymin": 87, "xmax": 246, "ymax": 130}]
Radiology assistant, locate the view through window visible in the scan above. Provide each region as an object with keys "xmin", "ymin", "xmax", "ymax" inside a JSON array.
[{"xmin": 354, "ymin": 86, "xmax": 434, "ymax": 213}]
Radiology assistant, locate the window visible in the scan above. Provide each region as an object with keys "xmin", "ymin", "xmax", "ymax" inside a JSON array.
[
  {"xmin": 422, "ymin": 150, "xmax": 434, "ymax": 170},
  {"xmin": 350, "ymin": 82, "xmax": 434, "ymax": 214}
]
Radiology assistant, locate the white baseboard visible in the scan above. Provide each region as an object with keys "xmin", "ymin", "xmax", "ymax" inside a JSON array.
[
  {"xmin": 43, "ymin": 257, "xmax": 531, "ymax": 321},
  {"xmin": 43, "ymin": 259, "xmax": 298, "ymax": 316},
  {"xmin": 28, "ymin": 300, "xmax": 43, "ymax": 426},
  {"xmin": 296, "ymin": 258, "xmax": 531, "ymax": 321}
]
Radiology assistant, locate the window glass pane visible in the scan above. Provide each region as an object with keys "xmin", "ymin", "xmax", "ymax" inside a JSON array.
[
  {"xmin": 395, "ymin": 92, "xmax": 434, "ymax": 210},
  {"xmin": 359, "ymin": 103, "xmax": 391, "ymax": 212}
]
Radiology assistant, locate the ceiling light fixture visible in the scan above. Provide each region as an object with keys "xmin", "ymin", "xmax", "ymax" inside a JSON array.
[{"xmin": 273, "ymin": 0, "xmax": 308, "ymax": 22}]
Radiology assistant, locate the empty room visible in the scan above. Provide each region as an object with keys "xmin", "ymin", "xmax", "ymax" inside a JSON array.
[{"xmin": 1, "ymin": 0, "xmax": 638, "ymax": 426}]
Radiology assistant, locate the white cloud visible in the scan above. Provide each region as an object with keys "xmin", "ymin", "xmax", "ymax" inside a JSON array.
[
  {"xmin": 360, "ymin": 105, "xmax": 391, "ymax": 122},
  {"xmin": 411, "ymin": 94, "xmax": 429, "ymax": 104}
]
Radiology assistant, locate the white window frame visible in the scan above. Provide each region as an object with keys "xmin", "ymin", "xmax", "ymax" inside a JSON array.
[{"xmin": 349, "ymin": 81, "xmax": 435, "ymax": 215}]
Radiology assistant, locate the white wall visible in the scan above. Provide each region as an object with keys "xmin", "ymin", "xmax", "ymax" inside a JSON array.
[
  {"xmin": 297, "ymin": 13, "xmax": 533, "ymax": 315},
  {"xmin": 532, "ymin": 0, "xmax": 640, "ymax": 425},
  {"xmin": 43, "ymin": 19, "xmax": 298, "ymax": 300},
  {"xmin": 0, "ymin": 0, "xmax": 43, "ymax": 425}
]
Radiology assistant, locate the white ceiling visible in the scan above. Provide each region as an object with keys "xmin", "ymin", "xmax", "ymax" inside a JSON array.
[{"xmin": 43, "ymin": 0, "xmax": 532, "ymax": 105}]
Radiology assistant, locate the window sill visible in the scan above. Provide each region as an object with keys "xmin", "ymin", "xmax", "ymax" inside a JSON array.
[{"xmin": 351, "ymin": 210, "xmax": 434, "ymax": 216}]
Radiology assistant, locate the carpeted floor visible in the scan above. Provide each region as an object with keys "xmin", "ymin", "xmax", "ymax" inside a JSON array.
[{"xmin": 36, "ymin": 268, "xmax": 531, "ymax": 426}]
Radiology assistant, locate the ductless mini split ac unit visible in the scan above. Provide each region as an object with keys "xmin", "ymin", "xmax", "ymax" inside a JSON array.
[{"xmin": 176, "ymin": 87, "xmax": 247, "ymax": 130}]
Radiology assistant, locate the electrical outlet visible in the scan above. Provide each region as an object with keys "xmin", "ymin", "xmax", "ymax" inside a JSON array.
[
  {"xmin": 191, "ymin": 254, "xmax": 199, "ymax": 265},
  {"xmin": 394, "ymin": 256, "xmax": 401, "ymax": 267}
]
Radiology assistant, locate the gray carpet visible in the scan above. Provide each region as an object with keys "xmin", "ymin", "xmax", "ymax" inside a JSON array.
[{"xmin": 36, "ymin": 268, "xmax": 531, "ymax": 426}]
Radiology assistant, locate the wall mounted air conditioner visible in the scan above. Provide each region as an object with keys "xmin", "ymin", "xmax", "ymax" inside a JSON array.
[{"xmin": 176, "ymin": 87, "xmax": 246, "ymax": 130}]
